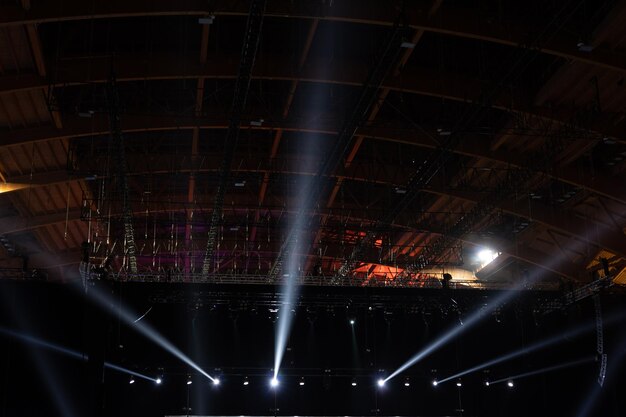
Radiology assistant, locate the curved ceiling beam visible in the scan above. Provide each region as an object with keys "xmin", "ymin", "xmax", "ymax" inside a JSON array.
[
  {"xmin": 0, "ymin": 206, "xmax": 415, "ymax": 236},
  {"xmin": 0, "ymin": 1, "xmax": 623, "ymax": 72},
  {"xmin": 0, "ymin": 203, "xmax": 581, "ymax": 279},
  {"xmin": 6, "ymin": 157, "xmax": 626, "ymax": 258},
  {"xmin": 0, "ymin": 209, "xmax": 83, "ymax": 235},
  {"xmin": 4, "ymin": 114, "xmax": 625, "ymax": 205},
  {"xmin": 427, "ymin": 185, "xmax": 626, "ymax": 259},
  {"xmin": 1, "ymin": 53, "xmax": 622, "ymax": 139}
]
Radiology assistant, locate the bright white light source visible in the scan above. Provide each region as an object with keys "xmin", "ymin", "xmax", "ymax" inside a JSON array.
[
  {"xmin": 299, "ymin": 378, "xmax": 305, "ymax": 386},
  {"xmin": 507, "ymin": 380, "xmax": 514, "ymax": 388},
  {"xmin": 270, "ymin": 377, "xmax": 279, "ymax": 388},
  {"xmin": 349, "ymin": 319, "xmax": 355, "ymax": 325},
  {"xmin": 477, "ymin": 249, "xmax": 499, "ymax": 266},
  {"xmin": 456, "ymin": 380, "xmax": 462, "ymax": 387},
  {"xmin": 485, "ymin": 381, "xmax": 490, "ymax": 386},
  {"xmin": 351, "ymin": 379, "xmax": 357, "ymax": 387},
  {"xmin": 129, "ymin": 376, "xmax": 135, "ymax": 384},
  {"xmin": 432, "ymin": 380, "xmax": 438, "ymax": 387},
  {"xmin": 377, "ymin": 379, "xmax": 385, "ymax": 387},
  {"xmin": 155, "ymin": 377, "xmax": 162, "ymax": 385},
  {"xmin": 243, "ymin": 378, "xmax": 249, "ymax": 386},
  {"xmin": 404, "ymin": 378, "xmax": 410, "ymax": 387},
  {"xmin": 212, "ymin": 378, "xmax": 220, "ymax": 386}
]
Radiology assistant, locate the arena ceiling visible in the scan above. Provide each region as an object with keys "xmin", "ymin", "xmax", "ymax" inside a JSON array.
[{"xmin": 1, "ymin": 0, "xmax": 626, "ymax": 285}]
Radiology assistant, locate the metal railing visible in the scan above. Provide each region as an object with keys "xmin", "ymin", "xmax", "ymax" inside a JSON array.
[{"xmin": 74, "ymin": 268, "xmax": 558, "ymax": 290}]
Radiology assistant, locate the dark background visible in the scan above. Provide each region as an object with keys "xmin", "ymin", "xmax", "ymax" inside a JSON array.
[{"xmin": 0, "ymin": 280, "xmax": 624, "ymax": 417}]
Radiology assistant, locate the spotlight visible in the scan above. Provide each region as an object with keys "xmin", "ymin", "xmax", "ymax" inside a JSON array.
[
  {"xmin": 477, "ymin": 248, "xmax": 498, "ymax": 265},
  {"xmin": 187, "ymin": 375, "xmax": 193, "ymax": 385},
  {"xmin": 299, "ymin": 377, "xmax": 305, "ymax": 386},
  {"xmin": 484, "ymin": 381, "xmax": 490, "ymax": 387},
  {"xmin": 377, "ymin": 378, "xmax": 385, "ymax": 387},
  {"xmin": 212, "ymin": 378, "xmax": 220, "ymax": 386},
  {"xmin": 155, "ymin": 377, "xmax": 162, "ymax": 385},
  {"xmin": 404, "ymin": 377, "xmax": 410, "ymax": 387},
  {"xmin": 349, "ymin": 319, "xmax": 355, "ymax": 325},
  {"xmin": 507, "ymin": 380, "xmax": 514, "ymax": 388},
  {"xmin": 243, "ymin": 377, "xmax": 249, "ymax": 386},
  {"xmin": 129, "ymin": 376, "xmax": 135, "ymax": 384},
  {"xmin": 456, "ymin": 379, "xmax": 462, "ymax": 387},
  {"xmin": 270, "ymin": 377, "xmax": 279, "ymax": 388},
  {"xmin": 351, "ymin": 378, "xmax": 357, "ymax": 387},
  {"xmin": 432, "ymin": 380, "xmax": 438, "ymax": 387}
]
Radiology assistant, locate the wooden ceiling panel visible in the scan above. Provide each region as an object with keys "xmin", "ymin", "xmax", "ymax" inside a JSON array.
[
  {"xmin": 0, "ymin": 26, "xmax": 34, "ymax": 72},
  {"xmin": 31, "ymin": 89, "xmax": 52, "ymax": 122},
  {"xmin": 7, "ymin": 143, "xmax": 47, "ymax": 174},
  {"xmin": 0, "ymin": 94, "xmax": 26, "ymax": 126},
  {"xmin": 1, "ymin": 1, "xmax": 625, "ymax": 283}
]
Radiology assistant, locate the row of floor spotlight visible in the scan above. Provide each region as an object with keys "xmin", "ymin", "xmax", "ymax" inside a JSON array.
[
  {"xmin": 129, "ymin": 375, "xmax": 219, "ymax": 385},
  {"xmin": 130, "ymin": 375, "xmax": 513, "ymax": 389},
  {"xmin": 432, "ymin": 379, "xmax": 514, "ymax": 388}
]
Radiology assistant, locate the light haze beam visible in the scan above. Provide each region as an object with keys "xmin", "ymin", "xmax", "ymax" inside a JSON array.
[
  {"xmin": 82, "ymin": 284, "xmax": 216, "ymax": 382},
  {"xmin": 0, "ymin": 326, "xmax": 156, "ymax": 382}
]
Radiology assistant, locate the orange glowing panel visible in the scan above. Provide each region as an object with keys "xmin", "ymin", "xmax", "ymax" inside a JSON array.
[
  {"xmin": 353, "ymin": 263, "xmax": 405, "ymax": 279},
  {"xmin": 0, "ymin": 183, "xmax": 30, "ymax": 194}
]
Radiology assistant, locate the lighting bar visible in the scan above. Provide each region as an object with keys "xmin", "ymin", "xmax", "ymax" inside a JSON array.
[{"xmin": 198, "ymin": 16, "xmax": 215, "ymax": 25}]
